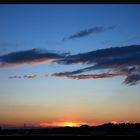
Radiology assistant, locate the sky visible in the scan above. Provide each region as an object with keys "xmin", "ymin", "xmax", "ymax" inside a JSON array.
[{"xmin": 0, "ymin": 4, "xmax": 140, "ymax": 128}]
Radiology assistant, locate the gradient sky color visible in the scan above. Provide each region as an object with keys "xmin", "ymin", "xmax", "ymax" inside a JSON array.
[{"xmin": 0, "ymin": 4, "xmax": 140, "ymax": 127}]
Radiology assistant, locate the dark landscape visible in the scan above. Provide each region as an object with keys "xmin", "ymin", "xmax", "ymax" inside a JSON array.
[{"xmin": 1, "ymin": 123, "xmax": 140, "ymax": 136}]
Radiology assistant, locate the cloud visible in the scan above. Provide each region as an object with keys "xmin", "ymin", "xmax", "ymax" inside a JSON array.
[
  {"xmin": 52, "ymin": 45, "xmax": 140, "ymax": 85},
  {"xmin": 62, "ymin": 26, "xmax": 115, "ymax": 41},
  {"xmin": 52, "ymin": 73, "xmax": 121, "ymax": 80},
  {"xmin": 93, "ymin": 53, "xmax": 140, "ymax": 70},
  {"xmin": 58, "ymin": 45, "xmax": 140, "ymax": 64},
  {"xmin": 8, "ymin": 76, "xmax": 22, "ymax": 79},
  {"xmin": 124, "ymin": 74, "xmax": 140, "ymax": 86},
  {"xmin": 0, "ymin": 48, "xmax": 67, "ymax": 68},
  {"xmin": 51, "ymin": 65, "xmax": 95, "ymax": 76},
  {"xmin": 5, "ymin": 44, "xmax": 140, "ymax": 85},
  {"xmin": 8, "ymin": 75, "xmax": 37, "ymax": 79}
]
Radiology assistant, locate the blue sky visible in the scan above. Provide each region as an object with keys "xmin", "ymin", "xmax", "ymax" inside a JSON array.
[{"xmin": 0, "ymin": 4, "xmax": 140, "ymax": 127}]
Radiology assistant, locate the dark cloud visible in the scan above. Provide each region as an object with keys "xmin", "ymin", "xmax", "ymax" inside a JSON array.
[
  {"xmin": 93, "ymin": 52, "xmax": 140, "ymax": 69},
  {"xmin": 23, "ymin": 75, "xmax": 37, "ymax": 79},
  {"xmin": 8, "ymin": 75, "xmax": 37, "ymax": 79},
  {"xmin": 58, "ymin": 45, "xmax": 140, "ymax": 64},
  {"xmin": 51, "ymin": 65, "xmax": 95, "ymax": 76},
  {"xmin": 8, "ymin": 76, "xmax": 22, "ymax": 79},
  {"xmin": 62, "ymin": 26, "xmax": 115, "ymax": 41},
  {"xmin": 5, "ymin": 44, "xmax": 140, "ymax": 85},
  {"xmin": 0, "ymin": 48, "xmax": 67, "ymax": 67},
  {"xmin": 52, "ymin": 73, "xmax": 120, "ymax": 80},
  {"xmin": 124, "ymin": 74, "xmax": 140, "ymax": 86},
  {"xmin": 52, "ymin": 45, "xmax": 140, "ymax": 85}
]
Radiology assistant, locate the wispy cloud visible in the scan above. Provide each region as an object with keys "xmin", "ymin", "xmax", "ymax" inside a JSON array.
[
  {"xmin": 62, "ymin": 26, "xmax": 115, "ymax": 41},
  {"xmin": 52, "ymin": 73, "xmax": 121, "ymax": 80},
  {"xmin": 52, "ymin": 45, "xmax": 140, "ymax": 85},
  {"xmin": 8, "ymin": 75, "xmax": 37, "ymax": 79},
  {"xmin": 0, "ymin": 48, "xmax": 67, "ymax": 68}
]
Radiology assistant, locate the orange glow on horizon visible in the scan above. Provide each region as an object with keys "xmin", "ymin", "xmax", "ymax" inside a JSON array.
[
  {"xmin": 1, "ymin": 120, "xmax": 127, "ymax": 128},
  {"xmin": 39, "ymin": 121, "xmax": 89, "ymax": 127},
  {"xmin": 62, "ymin": 122, "xmax": 81, "ymax": 127}
]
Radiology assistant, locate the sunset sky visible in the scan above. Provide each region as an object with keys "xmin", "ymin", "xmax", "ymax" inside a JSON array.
[{"xmin": 0, "ymin": 4, "xmax": 140, "ymax": 128}]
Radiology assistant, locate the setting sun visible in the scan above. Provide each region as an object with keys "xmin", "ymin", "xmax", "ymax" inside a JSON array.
[
  {"xmin": 39, "ymin": 121, "xmax": 88, "ymax": 128},
  {"xmin": 62, "ymin": 122, "xmax": 79, "ymax": 127}
]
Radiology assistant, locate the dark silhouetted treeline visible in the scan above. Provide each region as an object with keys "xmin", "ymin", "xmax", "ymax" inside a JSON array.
[{"xmin": 0, "ymin": 123, "xmax": 140, "ymax": 136}]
